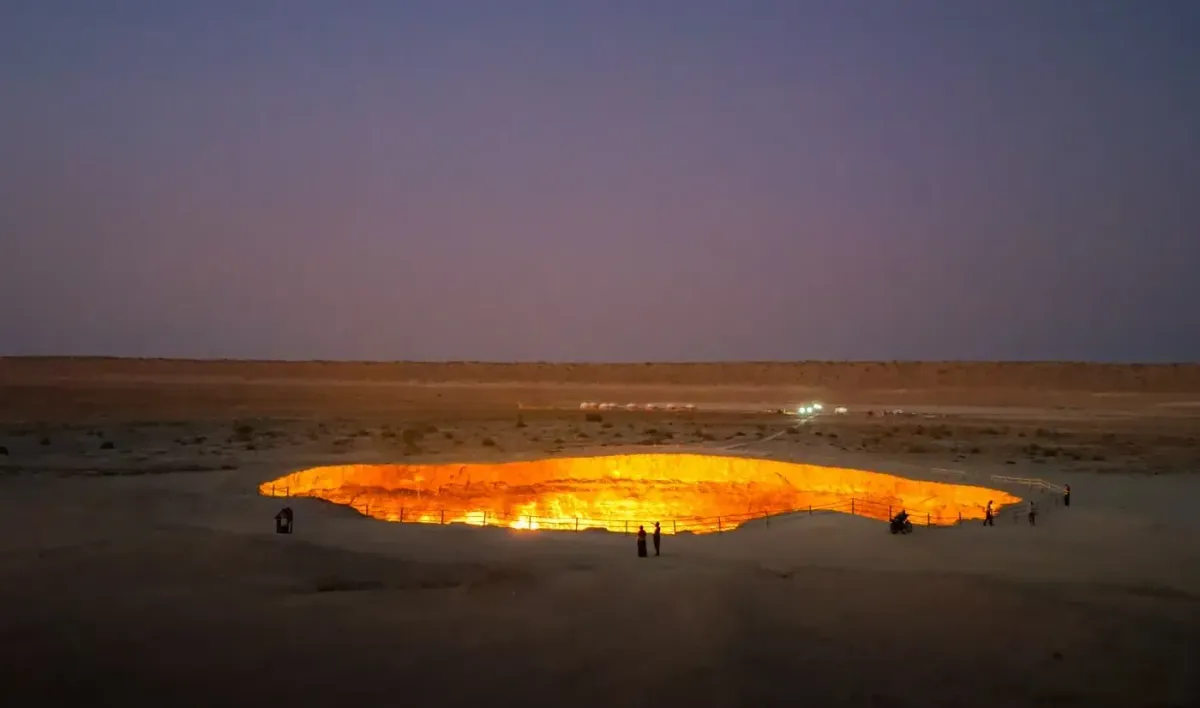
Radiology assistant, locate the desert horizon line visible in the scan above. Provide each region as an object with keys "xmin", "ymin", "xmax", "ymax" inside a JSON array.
[{"xmin": 1, "ymin": 356, "xmax": 1197, "ymax": 367}]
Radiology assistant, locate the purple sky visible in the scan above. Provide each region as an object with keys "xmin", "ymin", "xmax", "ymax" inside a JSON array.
[{"xmin": 2, "ymin": 1, "xmax": 1199, "ymax": 362}]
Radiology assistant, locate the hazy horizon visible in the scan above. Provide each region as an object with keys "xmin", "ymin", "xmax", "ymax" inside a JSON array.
[
  {"xmin": 3, "ymin": 2, "xmax": 1199, "ymax": 363},
  {"xmin": 2, "ymin": 354, "xmax": 1196, "ymax": 366}
]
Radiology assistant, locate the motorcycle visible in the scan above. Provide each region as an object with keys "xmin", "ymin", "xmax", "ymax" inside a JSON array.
[{"xmin": 889, "ymin": 517, "xmax": 913, "ymax": 535}]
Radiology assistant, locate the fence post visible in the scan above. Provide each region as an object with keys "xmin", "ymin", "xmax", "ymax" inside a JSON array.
[
  {"xmin": 575, "ymin": 517, "xmax": 579, "ymax": 532},
  {"xmin": 271, "ymin": 484, "xmax": 275, "ymax": 495},
  {"xmin": 926, "ymin": 513, "xmax": 930, "ymax": 526},
  {"xmin": 718, "ymin": 516, "xmax": 723, "ymax": 532},
  {"xmin": 808, "ymin": 504, "xmax": 812, "ymax": 514},
  {"xmin": 483, "ymin": 511, "xmax": 488, "ymax": 526},
  {"xmin": 958, "ymin": 511, "xmax": 962, "ymax": 525},
  {"xmin": 888, "ymin": 505, "xmax": 892, "ymax": 520},
  {"xmin": 672, "ymin": 520, "xmax": 677, "ymax": 534},
  {"xmin": 365, "ymin": 501, "xmax": 370, "ymax": 516},
  {"xmin": 851, "ymin": 499, "xmax": 855, "ymax": 515},
  {"xmin": 625, "ymin": 520, "xmax": 629, "ymax": 534},
  {"xmin": 441, "ymin": 509, "xmax": 445, "ymax": 524},
  {"xmin": 400, "ymin": 507, "xmax": 405, "ymax": 522}
]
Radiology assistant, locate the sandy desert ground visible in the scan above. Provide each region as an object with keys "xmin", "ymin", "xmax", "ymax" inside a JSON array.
[{"xmin": 2, "ymin": 358, "xmax": 1199, "ymax": 707}]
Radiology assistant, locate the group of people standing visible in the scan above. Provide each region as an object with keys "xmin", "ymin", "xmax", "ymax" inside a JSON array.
[
  {"xmin": 983, "ymin": 483, "xmax": 1071, "ymax": 527},
  {"xmin": 625, "ymin": 484, "xmax": 1076, "ymax": 554},
  {"xmin": 636, "ymin": 522, "xmax": 661, "ymax": 557}
]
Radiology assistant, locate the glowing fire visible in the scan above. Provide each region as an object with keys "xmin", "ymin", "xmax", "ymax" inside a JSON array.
[{"xmin": 259, "ymin": 453, "xmax": 1021, "ymax": 534}]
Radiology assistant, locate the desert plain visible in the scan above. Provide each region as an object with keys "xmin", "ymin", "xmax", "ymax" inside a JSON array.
[{"xmin": 2, "ymin": 358, "xmax": 1199, "ymax": 707}]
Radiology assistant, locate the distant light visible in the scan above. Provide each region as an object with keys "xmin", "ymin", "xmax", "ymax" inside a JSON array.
[{"xmin": 813, "ymin": 403, "xmax": 824, "ymax": 411}]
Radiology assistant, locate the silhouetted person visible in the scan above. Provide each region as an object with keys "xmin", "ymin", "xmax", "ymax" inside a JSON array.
[
  {"xmin": 1063, "ymin": 484, "xmax": 1071, "ymax": 507},
  {"xmin": 1028, "ymin": 500, "xmax": 1037, "ymax": 526},
  {"xmin": 653, "ymin": 522, "xmax": 661, "ymax": 556},
  {"xmin": 983, "ymin": 500, "xmax": 994, "ymax": 527},
  {"xmin": 275, "ymin": 506, "xmax": 294, "ymax": 534},
  {"xmin": 636, "ymin": 525, "xmax": 648, "ymax": 558}
]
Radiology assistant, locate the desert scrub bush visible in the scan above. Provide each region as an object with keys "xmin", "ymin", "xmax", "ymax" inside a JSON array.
[
  {"xmin": 601, "ymin": 421, "xmax": 613, "ymax": 429},
  {"xmin": 584, "ymin": 412, "xmax": 603, "ymax": 423},
  {"xmin": 482, "ymin": 437, "xmax": 497, "ymax": 447},
  {"xmin": 100, "ymin": 441, "xmax": 114, "ymax": 450},
  {"xmin": 516, "ymin": 413, "xmax": 527, "ymax": 429}
]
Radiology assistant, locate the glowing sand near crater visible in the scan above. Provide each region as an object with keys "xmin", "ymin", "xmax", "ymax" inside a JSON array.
[{"xmin": 260, "ymin": 453, "xmax": 1021, "ymax": 533}]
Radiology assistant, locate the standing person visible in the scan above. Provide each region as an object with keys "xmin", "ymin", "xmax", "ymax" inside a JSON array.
[
  {"xmin": 636, "ymin": 525, "xmax": 648, "ymax": 557},
  {"xmin": 652, "ymin": 522, "xmax": 661, "ymax": 556},
  {"xmin": 1063, "ymin": 484, "xmax": 1071, "ymax": 507},
  {"xmin": 984, "ymin": 500, "xmax": 994, "ymax": 527},
  {"xmin": 1028, "ymin": 500, "xmax": 1037, "ymax": 526},
  {"xmin": 275, "ymin": 506, "xmax": 294, "ymax": 534}
]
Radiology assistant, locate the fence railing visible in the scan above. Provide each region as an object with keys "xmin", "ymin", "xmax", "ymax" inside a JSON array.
[
  {"xmin": 990, "ymin": 474, "xmax": 1067, "ymax": 495},
  {"xmin": 262, "ymin": 486, "xmax": 1050, "ymax": 534},
  {"xmin": 262, "ymin": 470, "xmax": 1068, "ymax": 535}
]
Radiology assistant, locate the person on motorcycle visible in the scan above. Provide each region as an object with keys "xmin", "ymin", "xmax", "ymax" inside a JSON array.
[{"xmin": 891, "ymin": 509, "xmax": 910, "ymax": 533}]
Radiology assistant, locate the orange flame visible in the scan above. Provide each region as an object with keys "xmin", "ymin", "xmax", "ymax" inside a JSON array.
[{"xmin": 259, "ymin": 453, "xmax": 1021, "ymax": 533}]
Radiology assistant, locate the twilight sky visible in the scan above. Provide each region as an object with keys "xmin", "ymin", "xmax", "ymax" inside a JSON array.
[{"xmin": 2, "ymin": 1, "xmax": 1198, "ymax": 362}]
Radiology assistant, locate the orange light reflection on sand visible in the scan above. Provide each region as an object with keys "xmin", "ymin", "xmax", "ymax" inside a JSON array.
[{"xmin": 259, "ymin": 453, "xmax": 1021, "ymax": 534}]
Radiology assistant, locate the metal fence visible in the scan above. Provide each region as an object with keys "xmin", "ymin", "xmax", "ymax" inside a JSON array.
[{"xmin": 262, "ymin": 474, "xmax": 1068, "ymax": 534}]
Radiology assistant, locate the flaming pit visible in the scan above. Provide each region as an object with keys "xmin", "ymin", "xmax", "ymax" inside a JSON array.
[{"xmin": 260, "ymin": 453, "xmax": 1021, "ymax": 533}]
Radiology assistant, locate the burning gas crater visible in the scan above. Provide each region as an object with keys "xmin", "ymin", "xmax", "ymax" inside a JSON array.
[{"xmin": 260, "ymin": 453, "xmax": 1021, "ymax": 534}]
